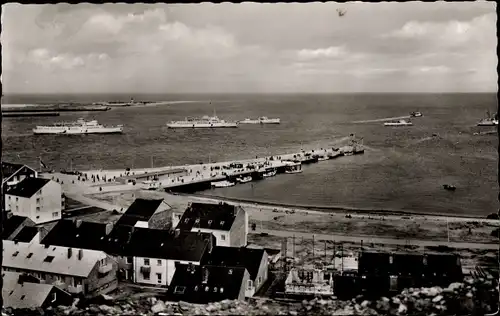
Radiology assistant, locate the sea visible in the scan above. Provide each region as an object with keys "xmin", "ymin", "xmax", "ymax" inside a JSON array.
[{"xmin": 2, "ymin": 93, "xmax": 498, "ymax": 217}]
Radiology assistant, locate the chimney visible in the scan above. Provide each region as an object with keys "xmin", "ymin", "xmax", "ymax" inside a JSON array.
[
  {"xmin": 77, "ymin": 249, "xmax": 83, "ymax": 260},
  {"xmin": 76, "ymin": 220, "xmax": 83, "ymax": 228},
  {"xmin": 105, "ymin": 223, "xmax": 114, "ymax": 235},
  {"xmin": 202, "ymin": 267, "xmax": 209, "ymax": 284},
  {"xmin": 68, "ymin": 248, "xmax": 73, "ymax": 259}
]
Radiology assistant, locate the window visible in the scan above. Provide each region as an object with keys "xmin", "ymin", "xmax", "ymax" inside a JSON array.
[
  {"xmin": 55, "ymin": 275, "xmax": 62, "ymax": 281},
  {"xmin": 174, "ymin": 286, "xmax": 186, "ymax": 294},
  {"xmin": 36, "ymin": 207, "xmax": 41, "ymax": 212},
  {"xmin": 27, "ymin": 253, "xmax": 33, "ymax": 259},
  {"xmin": 144, "ymin": 259, "xmax": 150, "ymax": 266},
  {"xmin": 195, "ymin": 219, "xmax": 200, "ymax": 224},
  {"xmin": 228, "ymin": 269, "xmax": 233, "ymax": 275},
  {"xmin": 44, "ymin": 256, "xmax": 55, "ymax": 263},
  {"xmin": 220, "ymin": 221, "xmax": 225, "ymax": 226},
  {"xmin": 194, "ymin": 285, "xmax": 199, "ymax": 291},
  {"xmin": 143, "ymin": 272, "xmax": 150, "ymax": 280},
  {"xmin": 208, "ymin": 220, "xmax": 212, "ymax": 225},
  {"xmin": 157, "ymin": 273, "xmax": 162, "ymax": 284},
  {"xmin": 12, "ymin": 251, "xmax": 19, "ymax": 257},
  {"xmin": 20, "ymin": 295, "xmax": 25, "ymax": 300},
  {"xmin": 16, "ymin": 197, "xmax": 19, "ymax": 202},
  {"xmin": 247, "ymin": 280, "xmax": 253, "ymax": 290},
  {"xmin": 73, "ymin": 278, "xmax": 81, "ymax": 287},
  {"xmin": 157, "ymin": 260, "xmax": 162, "ymax": 266},
  {"xmin": 36, "ymin": 198, "xmax": 41, "ymax": 204},
  {"xmin": 184, "ymin": 218, "xmax": 189, "ymax": 223},
  {"xmin": 258, "ymin": 276, "xmax": 262, "ymax": 285},
  {"xmin": 52, "ymin": 212, "xmax": 59, "ymax": 218},
  {"xmin": 126, "ymin": 257, "xmax": 133, "ymax": 264},
  {"xmin": 221, "ymin": 234, "xmax": 226, "ymax": 241}
]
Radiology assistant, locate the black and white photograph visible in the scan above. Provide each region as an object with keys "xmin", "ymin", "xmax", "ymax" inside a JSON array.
[{"xmin": 0, "ymin": 1, "xmax": 498, "ymax": 315}]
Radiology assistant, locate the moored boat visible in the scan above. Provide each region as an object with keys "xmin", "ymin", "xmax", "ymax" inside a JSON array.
[
  {"xmin": 477, "ymin": 111, "xmax": 498, "ymax": 126},
  {"xmin": 410, "ymin": 111, "xmax": 423, "ymax": 117},
  {"xmin": 262, "ymin": 169, "xmax": 278, "ymax": 178},
  {"xmin": 284, "ymin": 162, "xmax": 302, "ymax": 174},
  {"xmin": 33, "ymin": 118, "xmax": 123, "ymax": 135},
  {"xmin": 142, "ymin": 180, "xmax": 160, "ymax": 190},
  {"xmin": 384, "ymin": 119, "xmax": 413, "ymax": 126},
  {"xmin": 239, "ymin": 117, "xmax": 281, "ymax": 124},
  {"xmin": 211, "ymin": 180, "xmax": 235, "ymax": 188},
  {"xmin": 167, "ymin": 110, "xmax": 238, "ymax": 128},
  {"xmin": 236, "ymin": 176, "xmax": 252, "ymax": 183}
]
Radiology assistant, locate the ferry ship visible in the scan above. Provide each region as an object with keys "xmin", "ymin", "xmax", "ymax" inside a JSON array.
[
  {"xmin": 477, "ymin": 111, "xmax": 498, "ymax": 126},
  {"xmin": 166, "ymin": 111, "xmax": 238, "ymax": 128},
  {"xmin": 33, "ymin": 119, "xmax": 124, "ymax": 135},
  {"xmin": 239, "ymin": 117, "xmax": 281, "ymax": 124},
  {"xmin": 384, "ymin": 119, "xmax": 413, "ymax": 127}
]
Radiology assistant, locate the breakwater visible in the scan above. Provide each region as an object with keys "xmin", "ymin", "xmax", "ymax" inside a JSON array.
[
  {"xmin": 2, "ymin": 112, "xmax": 60, "ymax": 117},
  {"xmin": 1, "ymin": 105, "xmax": 110, "ymax": 112}
]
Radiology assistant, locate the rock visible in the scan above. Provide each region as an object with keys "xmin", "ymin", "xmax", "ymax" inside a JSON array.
[
  {"xmin": 206, "ymin": 304, "xmax": 218, "ymax": 312},
  {"xmin": 445, "ymin": 282, "xmax": 463, "ymax": 292},
  {"xmin": 392, "ymin": 297, "xmax": 401, "ymax": 305},
  {"xmin": 432, "ymin": 295, "xmax": 443, "ymax": 303},
  {"xmin": 397, "ymin": 304, "xmax": 407, "ymax": 314},
  {"xmin": 151, "ymin": 301, "xmax": 167, "ymax": 314},
  {"xmin": 361, "ymin": 300, "xmax": 370, "ymax": 308},
  {"xmin": 466, "ymin": 292, "xmax": 473, "ymax": 298},
  {"xmin": 99, "ymin": 305, "xmax": 117, "ymax": 313},
  {"xmin": 289, "ymin": 311, "xmax": 298, "ymax": 316}
]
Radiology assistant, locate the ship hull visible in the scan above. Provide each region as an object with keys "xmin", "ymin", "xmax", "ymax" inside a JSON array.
[
  {"xmin": 239, "ymin": 119, "xmax": 280, "ymax": 124},
  {"xmin": 166, "ymin": 123, "xmax": 238, "ymax": 128},
  {"xmin": 33, "ymin": 127, "xmax": 123, "ymax": 135},
  {"xmin": 384, "ymin": 123, "xmax": 413, "ymax": 126}
]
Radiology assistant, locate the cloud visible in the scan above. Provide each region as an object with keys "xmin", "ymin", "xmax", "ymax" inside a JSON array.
[{"xmin": 297, "ymin": 46, "xmax": 347, "ymax": 60}]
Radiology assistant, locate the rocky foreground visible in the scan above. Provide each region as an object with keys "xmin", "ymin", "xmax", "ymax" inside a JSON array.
[{"xmin": 4, "ymin": 278, "xmax": 498, "ymax": 316}]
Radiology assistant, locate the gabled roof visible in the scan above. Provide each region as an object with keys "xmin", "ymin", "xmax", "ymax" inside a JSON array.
[
  {"xmin": 1, "ymin": 215, "xmax": 31, "ymax": 239},
  {"xmin": 5, "ymin": 177, "xmax": 50, "ymax": 198},
  {"xmin": 115, "ymin": 198, "xmax": 164, "ymax": 227},
  {"xmin": 11, "ymin": 226, "xmax": 39, "ymax": 243},
  {"xmin": 2, "ymin": 162, "xmax": 35, "ymax": 182},
  {"xmin": 167, "ymin": 264, "xmax": 246, "ymax": 304},
  {"xmin": 107, "ymin": 226, "xmax": 213, "ymax": 261},
  {"xmin": 176, "ymin": 202, "xmax": 239, "ymax": 232},
  {"xmin": 41, "ymin": 219, "xmax": 213, "ymax": 262},
  {"xmin": 205, "ymin": 246, "xmax": 266, "ymax": 280},
  {"xmin": 2, "ymin": 271, "xmax": 56, "ymax": 309},
  {"xmin": 3, "ymin": 240, "xmax": 106, "ymax": 277}
]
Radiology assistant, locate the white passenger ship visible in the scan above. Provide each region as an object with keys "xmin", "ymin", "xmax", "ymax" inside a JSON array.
[
  {"xmin": 166, "ymin": 110, "xmax": 238, "ymax": 128},
  {"xmin": 239, "ymin": 117, "xmax": 281, "ymax": 124},
  {"xmin": 33, "ymin": 119, "xmax": 124, "ymax": 135}
]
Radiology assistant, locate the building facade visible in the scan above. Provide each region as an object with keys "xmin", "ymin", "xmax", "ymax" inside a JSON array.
[{"xmin": 5, "ymin": 178, "xmax": 62, "ymax": 224}]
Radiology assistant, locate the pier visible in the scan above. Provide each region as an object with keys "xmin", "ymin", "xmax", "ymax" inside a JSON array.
[{"xmin": 48, "ymin": 141, "xmax": 365, "ymax": 196}]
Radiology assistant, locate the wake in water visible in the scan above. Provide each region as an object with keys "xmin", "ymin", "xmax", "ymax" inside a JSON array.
[{"xmin": 352, "ymin": 115, "xmax": 411, "ymax": 124}]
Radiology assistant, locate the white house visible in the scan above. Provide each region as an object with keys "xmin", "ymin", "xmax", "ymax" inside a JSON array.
[
  {"xmin": 115, "ymin": 198, "xmax": 172, "ymax": 229},
  {"xmin": 2, "ymin": 240, "xmax": 118, "ymax": 298},
  {"xmin": 176, "ymin": 202, "xmax": 249, "ymax": 247},
  {"xmin": 5, "ymin": 177, "xmax": 62, "ymax": 224}
]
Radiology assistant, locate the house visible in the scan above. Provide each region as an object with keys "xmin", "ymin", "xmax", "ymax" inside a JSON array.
[
  {"xmin": 166, "ymin": 264, "xmax": 250, "ymax": 303},
  {"xmin": 2, "ymin": 162, "xmax": 38, "ymax": 188},
  {"xmin": 1, "ymin": 214, "xmax": 35, "ymax": 240},
  {"xmin": 2, "ymin": 240, "xmax": 118, "ymax": 298},
  {"xmin": 285, "ymin": 264, "xmax": 334, "ymax": 297},
  {"xmin": 2, "ymin": 271, "xmax": 73, "ymax": 309},
  {"xmin": 109, "ymin": 226, "xmax": 215, "ymax": 287},
  {"xmin": 115, "ymin": 198, "xmax": 171, "ymax": 229},
  {"xmin": 40, "ymin": 219, "xmax": 216, "ymax": 287},
  {"xmin": 176, "ymin": 202, "xmax": 248, "ymax": 247},
  {"xmin": 204, "ymin": 246, "xmax": 268, "ymax": 297},
  {"xmin": 11, "ymin": 226, "xmax": 41, "ymax": 244},
  {"xmin": 5, "ymin": 177, "xmax": 62, "ymax": 224}
]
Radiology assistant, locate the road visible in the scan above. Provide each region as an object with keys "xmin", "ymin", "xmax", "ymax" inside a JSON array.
[{"xmin": 251, "ymin": 228, "xmax": 499, "ymax": 250}]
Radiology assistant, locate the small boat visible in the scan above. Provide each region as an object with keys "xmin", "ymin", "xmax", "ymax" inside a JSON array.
[
  {"xmin": 236, "ymin": 176, "xmax": 252, "ymax": 183},
  {"xmin": 317, "ymin": 155, "xmax": 329, "ymax": 161},
  {"xmin": 285, "ymin": 163, "xmax": 302, "ymax": 174},
  {"xmin": 443, "ymin": 184, "xmax": 456, "ymax": 191},
  {"xmin": 211, "ymin": 180, "xmax": 235, "ymax": 188},
  {"xmin": 477, "ymin": 111, "xmax": 498, "ymax": 126},
  {"xmin": 239, "ymin": 117, "xmax": 281, "ymax": 124},
  {"xmin": 410, "ymin": 111, "xmax": 423, "ymax": 117},
  {"xmin": 263, "ymin": 169, "xmax": 278, "ymax": 178},
  {"xmin": 384, "ymin": 119, "xmax": 413, "ymax": 126}
]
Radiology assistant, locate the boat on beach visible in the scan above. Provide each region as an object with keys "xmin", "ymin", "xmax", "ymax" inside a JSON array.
[
  {"xmin": 477, "ymin": 111, "xmax": 498, "ymax": 126},
  {"xmin": 166, "ymin": 110, "xmax": 238, "ymax": 128},
  {"xmin": 33, "ymin": 118, "xmax": 124, "ymax": 135},
  {"xmin": 239, "ymin": 117, "xmax": 281, "ymax": 124},
  {"xmin": 211, "ymin": 180, "xmax": 236, "ymax": 188},
  {"xmin": 236, "ymin": 176, "xmax": 253, "ymax": 183},
  {"xmin": 384, "ymin": 119, "xmax": 413, "ymax": 126}
]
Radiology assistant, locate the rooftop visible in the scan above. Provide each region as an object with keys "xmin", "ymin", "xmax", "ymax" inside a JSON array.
[
  {"xmin": 167, "ymin": 264, "xmax": 247, "ymax": 304},
  {"xmin": 205, "ymin": 246, "xmax": 267, "ymax": 280},
  {"xmin": 2, "ymin": 271, "xmax": 56, "ymax": 309},
  {"xmin": 176, "ymin": 202, "xmax": 240, "ymax": 232},
  {"xmin": 115, "ymin": 198, "xmax": 165, "ymax": 227},
  {"xmin": 2, "ymin": 162, "xmax": 34, "ymax": 181},
  {"xmin": 1, "ymin": 215, "xmax": 32, "ymax": 239},
  {"xmin": 3, "ymin": 240, "xmax": 107, "ymax": 277},
  {"xmin": 11, "ymin": 226, "xmax": 39, "ymax": 243},
  {"xmin": 5, "ymin": 177, "xmax": 50, "ymax": 198},
  {"xmin": 40, "ymin": 220, "xmax": 110, "ymax": 252}
]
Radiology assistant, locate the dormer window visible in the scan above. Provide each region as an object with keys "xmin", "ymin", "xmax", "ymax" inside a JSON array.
[
  {"xmin": 213, "ymin": 287, "xmax": 218, "ymax": 292},
  {"xmin": 27, "ymin": 253, "xmax": 33, "ymax": 259},
  {"xmin": 228, "ymin": 269, "xmax": 233, "ymax": 275},
  {"xmin": 208, "ymin": 220, "xmax": 212, "ymax": 225},
  {"xmin": 220, "ymin": 221, "xmax": 225, "ymax": 226},
  {"xmin": 194, "ymin": 285, "xmax": 199, "ymax": 291},
  {"xmin": 44, "ymin": 256, "xmax": 55, "ymax": 263},
  {"xmin": 195, "ymin": 219, "xmax": 200, "ymax": 224},
  {"xmin": 205, "ymin": 286, "xmax": 209, "ymax": 292},
  {"xmin": 220, "ymin": 288, "xmax": 224, "ymax": 293}
]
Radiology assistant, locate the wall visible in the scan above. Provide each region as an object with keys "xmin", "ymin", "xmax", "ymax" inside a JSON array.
[
  {"xmin": 84, "ymin": 255, "xmax": 119, "ymax": 297},
  {"xmin": 253, "ymin": 251, "xmax": 269, "ymax": 294},
  {"xmin": 6, "ymin": 195, "xmax": 32, "ymax": 218},
  {"xmin": 229, "ymin": 207, "xmax": 248, "ymax": 247},
  {"xmin": 238, "ymin": 270, "xmax": 251, "ymax": 301},
  {"xmin": 133, "ymin": 257, "xmax": 168, "ymax": 287},
  {"xmin": 34, "ymin": 180, "xmax": 62, "ymax": 224}
]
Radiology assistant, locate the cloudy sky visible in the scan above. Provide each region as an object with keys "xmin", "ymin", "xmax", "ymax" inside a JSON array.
[{"xmin": 1, "ymin": 2, "xmax": 497, "ymax": 94}]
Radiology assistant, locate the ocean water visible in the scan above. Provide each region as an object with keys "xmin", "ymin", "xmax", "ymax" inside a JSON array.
[{"xmin": 2, "ymin": 93, "xmax": 498, "ymax": 216}]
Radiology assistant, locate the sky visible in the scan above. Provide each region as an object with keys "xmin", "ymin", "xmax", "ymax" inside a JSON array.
[{"xmin": 1, "ymin": 2, "xmax": 497, "ymax": 94}]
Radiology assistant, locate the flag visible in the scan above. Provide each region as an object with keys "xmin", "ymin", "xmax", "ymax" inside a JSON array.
[{"xmin": 40, "ymin": 160, "xmax": 47, "ymax": 169}]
